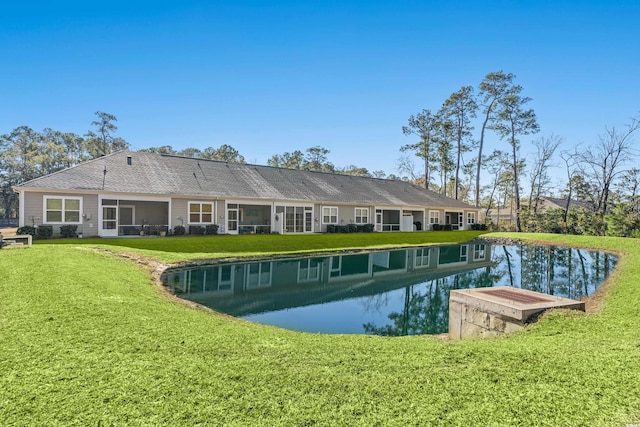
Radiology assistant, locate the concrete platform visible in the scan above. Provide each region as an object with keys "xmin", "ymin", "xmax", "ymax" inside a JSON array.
[
  {"xmin": 0, "ymin": 234, "xmax": 32, "ymax": 249},
  {"xmin": 449, "ymin": 286, "xmax": 585, "ymax": 340}
]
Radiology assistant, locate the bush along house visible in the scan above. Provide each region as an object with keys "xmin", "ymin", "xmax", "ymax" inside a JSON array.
[{"xmin": 12, "ymin": 151, "xmax": 481, "ymax": 238}]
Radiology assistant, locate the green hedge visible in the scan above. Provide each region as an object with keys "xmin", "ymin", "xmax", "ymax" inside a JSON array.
[
  {"xmin": 17, "ymin": 226, "xmax": 36, "ymax": 236},
  {"xmin": 60, "ymin": 225, "xmax": 78, "ymax": 238},
  {"xmin": 326, "ymin": 223, "xmax": 375, "ymax": 233},
  {"xmin": 36, "ymin": 226, "xmax": 53, "ymax": 240}
]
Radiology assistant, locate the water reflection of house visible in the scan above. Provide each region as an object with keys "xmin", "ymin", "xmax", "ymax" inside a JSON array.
[{"xmin": 163, "ymin": 242, "xmax": 493, "ymax": 316}]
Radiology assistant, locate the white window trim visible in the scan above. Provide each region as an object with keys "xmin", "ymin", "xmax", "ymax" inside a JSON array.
[
  {"xmin": 354, "ymin": 207, "xmax": 369, "ymax": 224},
  {"xmin": 322, "ymin": 206, "xmax": 338, "ymax": 224},
  {"xmin": 460, "ymin": 245, "xmax": 468, "ymax": 262},
  {"xmin": 245, "ymin": 262, "xmax": 272, "ymax": 289},
  {"xmin": 429, "ymin": 210, "xmax": 440, "ymax": 224},
  {"xmin": 298, "ymin": 258, "xmax": 321, "ymax": 282},
  {"xmin": 467, "ymin": 212, "xmax": 476, "ymax": 224},
  {"xmin": 188, "ymin": 201, "xmax": 214, "ymax": 224},
  {"xmin": 473, "ymin": 243, "xmax": 487, "ymax": 261},
  {"xmin": 414, "ymin": 248, "xmax": 431, "ymax": 268},
  {"xmin": 43, "ymin": 195, "xmax": 83, "ymax": 225}
]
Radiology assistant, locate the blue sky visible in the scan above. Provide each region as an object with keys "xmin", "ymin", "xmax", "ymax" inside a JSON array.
[{"xmin": 1, "ymin": 1, "xmax": 639, "ymax": 181}]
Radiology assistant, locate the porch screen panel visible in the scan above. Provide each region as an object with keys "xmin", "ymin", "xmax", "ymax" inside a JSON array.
[
  {"xmin": 228, "ymin": 210, "xmax": 238, "ymax": 231},
  {"xmin": 103, "ymin": 207, "xmax": 117, "ymax": 229},
  {"xmin": 305, "ymin": 207, "xmax": 312, "ymax": 232},
  {"xmin": 285, "ymin": 207, "xmax": 295, "ymax": 231},
  {"xmin": 295, "ymin": 207, "xmax": 304, "ymax": 232}
]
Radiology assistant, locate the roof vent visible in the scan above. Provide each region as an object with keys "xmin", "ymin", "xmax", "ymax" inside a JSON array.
[{"xmin": 127, "ymin": 156, "xmax": 132, "ymax": 166}]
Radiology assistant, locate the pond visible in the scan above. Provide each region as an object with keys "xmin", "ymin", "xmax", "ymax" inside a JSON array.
[{"xmin": 162, "ymin": 240, "xmax": 617, "ymax": 336}]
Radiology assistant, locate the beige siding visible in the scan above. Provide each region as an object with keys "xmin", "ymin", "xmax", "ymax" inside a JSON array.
[
  {"xmin": 337, "ymin": 206, "xmax": 352, "ymax": 226},
  {"xmin": 171, "ymin": 198, "xmax": 188, "ymax": 230},
  {"xmin": 22, "ymin": 191, "xmax": 99, "ymax": 237},
  {"xmin": 313, "ymin": 203, "xmax": 322, "ymax": 232},
  {"xmin": 215, "ymin": 200, "xmax": 225, "ymax": 225},
  {"xmin": 23, "ymin": 191, "xmax": 45, "ymax": 225},
  {"xmin": 81, "ymin": 194, "xmax": 99, "ymax": 236}
]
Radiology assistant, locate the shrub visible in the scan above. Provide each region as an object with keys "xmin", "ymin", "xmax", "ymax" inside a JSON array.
[
  {"xmin": 326, "ymin": 223, "xmax": 374, "ymax": 233},
  {"xmin": 361, "ymin": 223, "xmax": 375, "ymax": 232},
  {"xmin": 470, "ymin": 223, "xmax": 487, "ymax": 231},
  {"xmin": 173, "ymin": 225, "xmax": 186, "ymax": 235},
  {"xmin": 17, "ymin": 226, "xmax": 36, "ymax": 236},
  {"xmin": 36, "ymin": 225, "xmax": 53, "ymax": 240},
  {"xmin": 431, "ymin": 224, "xmax": 441, "ymax": 231},
  {"xmin": 205, "ymin": 224, "xmax": 219, "ymax": 235},
  {"xmin": 189, "ymin": 225, "xmax": 205, "ymax": 235},
  {"xmin": 60, "ymin": 225, "xmax": 78, "ymax": 238}
]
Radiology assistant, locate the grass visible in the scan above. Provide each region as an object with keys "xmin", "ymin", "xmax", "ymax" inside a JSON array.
[
  {"xmin": 40, "ymin": 230, "xmax": 486, "ymax": 263},
  {"xmin": 1, "ymin": 232, "xmax": 640, "ymax": 425}
]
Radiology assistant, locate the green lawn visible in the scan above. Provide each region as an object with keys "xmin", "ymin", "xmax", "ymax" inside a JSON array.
[
  {"xmin": 2, "ymin": 232, "xmax": 640, "ymax": 426},
  {"xmin": 40, "ymin": 230, "xmax": 486, "ymax": 263}
]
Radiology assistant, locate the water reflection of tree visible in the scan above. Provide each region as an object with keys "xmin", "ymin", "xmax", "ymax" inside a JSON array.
[
  {"xmin": 514, "ymin": 245, "xmax": 615, "ymax": 300},
  {"xmin": 362, "ymin": 267, "xmax": 504, "ymax": 336},
  {"xmin": 363, "ymin": 244, "xmax": 617, "ymax": 336}
]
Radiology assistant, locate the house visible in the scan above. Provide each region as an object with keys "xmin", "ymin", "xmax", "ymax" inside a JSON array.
[
  {"xmin": 12, "ymin": 151, "xmax": 480, "ymax": 238},
  {"xmin": 482, "ymin": 208, "xmax": 515, "ymax": 226},
  {"xmin": 538, "ymin": 197, "xmax": 595, "ymax": 212}
]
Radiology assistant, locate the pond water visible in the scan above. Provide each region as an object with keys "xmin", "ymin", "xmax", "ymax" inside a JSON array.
[{"xmin": 162, "ymin": 240, "xmax": 617, "ymax": 336}]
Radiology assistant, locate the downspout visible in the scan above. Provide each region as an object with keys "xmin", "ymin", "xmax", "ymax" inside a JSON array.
[
  {"xmin": 214, "ymin": 197, "xmax": 218, "ymax": 229},
  {"xmin": 167, "ymin": 198, "xmax": 173, "ymax": 233}
]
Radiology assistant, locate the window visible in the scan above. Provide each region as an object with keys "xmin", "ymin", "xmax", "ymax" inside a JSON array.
[
  {"xmin": 323, "ymin": 206, "xmax": 338, "ymax": 224},
  {"xmin": 473, "ymin": 244, "xmax": 486, "ymax": 261},
  {"xmin": 460, "ymin": 245, "xmax": 468, "ymax": 262},
  {"xmin": 44, "ymin": 196, "xmax": 82, "ymax": 224},
  {"xmin": 355, "ymin": 207, "xmax": 369, "ymax": 224},
  {"xmin": 189, "ymin": 202, "xmax": 213, "ymax": 224},
  {"xmin": 467, "ymin": 212, "xmax": 476, "ymax": 224},
  {"xmin": 429, "ymin": 211, "xmax": 440, "ymax": 224},
  {"xmin": 245, "ymin": 262, "xmax": 272, "ymax": 289},
  {"xmin": 414, "ymin": 248, "xmax": 431, "ymax": 268},
  {"xmin": 298, "ymin": 258, "xmax": 321, "ymax": 282}
]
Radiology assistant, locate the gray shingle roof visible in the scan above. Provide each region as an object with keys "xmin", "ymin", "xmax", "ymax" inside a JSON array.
[
  {"xmin": 541, "ymin": 197, "xmax": 595, "ymax": 211},
  {"xmin": 15, "ymin": 151, "xmax": 477, "ymax": 209}
]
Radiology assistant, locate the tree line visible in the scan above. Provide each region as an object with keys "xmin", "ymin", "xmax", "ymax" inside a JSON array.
[
  {"xmin": 399, "ymin": 71, "xmax": 540, "ymax": 231},
  {"xmin": 0, "ymin": 112, "xmax": 129, "ymax": 219},
  {"xmin": 400, "ymin": 70, "xmax": 640, "ymax": 233},
  {"xmin": 0, "ymin": 113, "xmax": 383, "ymax": 219},
  {"xmin": 2, "ymin": 96, "xmax": 638, "ymax": 238}
]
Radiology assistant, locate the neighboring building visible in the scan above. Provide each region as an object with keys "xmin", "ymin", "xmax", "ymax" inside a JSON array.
[
  {"xmin": 482, "ymin": 208, "xmax": 515, "ymax": 226},
  {"xmin": 538, "ymin": 197, "xmax": 595, "ymax": 212},
  {"xmin": 13, "ymin": 151, "xmax": 480, "ymax": 238}
]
